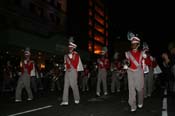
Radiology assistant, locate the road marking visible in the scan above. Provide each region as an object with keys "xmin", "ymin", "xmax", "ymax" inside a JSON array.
[
  {"xmin": 162, "ymin": 89, "xmax": 168, "ymax": 116},
  {"xmin": 164, "ymin": 89, "xmax": 167, "ymax": 95},
  {"xmin": 162, "ymin": 111, "xmax": 168, "ymax": 116},
  {"xmin": 88, "ymin": 97, "xmax": 104, "ymax": 102},
  {"xmin": 162, "ymin": 98, "xmax": 167, "ymax": 110},
  {"xmin": 8, "ymin": 105, "xmax": 52, "ymax": 116}
]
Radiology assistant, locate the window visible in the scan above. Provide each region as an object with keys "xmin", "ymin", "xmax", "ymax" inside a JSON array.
[
  {"xmin": 88, "ymin": 41, "xmax": 93, "ymax": 52},
  {"xmin": 94, "ymin": 44, "xmax": 102, "ymax": 54},
  {"xmin": 94, "ymin": 23, "xmax": 104, "ymax": 34},
  {"xmin": 94, "ymin": 34, "xmax": 104, "ymax": 44},
  {"xmin": 95, "ymin": 6, "xmax": 104, "ymax": 16},
  {"xmin": 95, "ymin": 14, "xmax": 104, "ymax": 25}
]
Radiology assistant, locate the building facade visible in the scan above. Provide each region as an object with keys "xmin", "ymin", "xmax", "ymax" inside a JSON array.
[
  {"xmin": 0, "ymin": 0, "xmax": 67, "ymax": 55},
  {"xmin": 67, "ymin": 0, "xmax": 109, "ymax": 60}
]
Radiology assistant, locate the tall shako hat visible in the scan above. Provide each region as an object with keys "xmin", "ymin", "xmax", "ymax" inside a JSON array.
[
  {"xmin": 68, "ymin": 36, "xmax": 77, "ymax": 49},
  {"xmin": 24, "ymin": 47, "xmax": 31, "ymax": 56},
  {"xmin": 127, "ymin": 32, "xmax": 140, "ymax": 44},
  {"xmin": 143, "ymin": 42, "xmax": 149, "ymax": 51}
]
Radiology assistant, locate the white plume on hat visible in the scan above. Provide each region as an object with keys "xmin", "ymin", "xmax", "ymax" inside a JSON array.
[
  {"xmin": 24, "ymin": 47, "xmax": 31, "ymax": 56},
  {"xmin": 68, "ymin": 36, "xmax": 77, "ymax": 48},
  {"xmin": 101, "ymin": 46, "xmax": 108, "ymax": 55},
  {"xmin": 127, "ymin": 32, "xmax": 140, "ymax": 43},
  {"xmin": 127, "ymin": 32, "xmax": 135, "ymax": 41},
  {"xmin": 143, "ymin": 42, "xmax": 149, "ymax": 51}
]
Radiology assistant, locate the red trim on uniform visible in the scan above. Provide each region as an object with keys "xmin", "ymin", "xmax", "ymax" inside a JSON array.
[
  {"xmin": 21, "ymin": 60, "xmax": 33, "ymax": 75},
  {"xmin": 65, "ymin": 51, "xmax": 79, "ymax": 70},
  {"xmin": 97, "ymin": 57, "xmax": 110, "ymax": 69},
  {"xmin": 127, "ymin": 50, "xmax": 142, "ymax": 70}
]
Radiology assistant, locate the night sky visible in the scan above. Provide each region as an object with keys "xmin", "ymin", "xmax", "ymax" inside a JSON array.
[
  {"xmin": 68, "ymin": 0, "xmax": 175, "ymax": 57},
  {"xmin": 105, "ymin": 1, "xmax": 175, "ymax": 55}
]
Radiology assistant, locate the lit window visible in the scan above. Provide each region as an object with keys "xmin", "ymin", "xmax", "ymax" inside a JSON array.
[
  {"xmin": 94, "ymin": 44, "xmax": 102, "ymax": 54},
  {"xmin": 95, "ymin": 6, "xmax": 104, "ymax": 16},
  {"xmin": 40, "ymin": 64, "xmax": 45, "ymax": 69},
  {"xmin": 94, "ymin": 34, "xmax": 104, "ymax": 44},
  {"xmin": 95, "ymin": 14, "xmax": 104, "ymax": 25},
  {"xmin": 95, "ymin": 23, "xmax": 104, "ymax": 34},
  {"xmin": 88, "ymin": 41, "xmax": 93, "ymax": 52}
]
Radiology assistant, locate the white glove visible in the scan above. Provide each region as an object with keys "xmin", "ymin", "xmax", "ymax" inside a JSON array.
[{"xmin": 123, "ymin": 65, "xmax": 128, "ymax": 69}]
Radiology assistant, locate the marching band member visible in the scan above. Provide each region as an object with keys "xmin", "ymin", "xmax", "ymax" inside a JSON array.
[
  {"xmin": 124, "ymin": 32, "xmax": 146, "ymax": 112},
  {"xmin": 142, "ymin": 42, "xmax": 154, "ymax": 98},
  {"xmin": 110, "ymin": 52, "xmax": 123, "ymax": 93},
  {"xmin": 15, "ymin": 48, "xmax": 33, "ymax": 102},
  {"xmin": 81, "ymin": 64, "xmax": 90, "ymax": 92},
  {"xmin": 60, "ymin": 36, "xmax": 84, "ymax": 106},
  {"xmin": 96, "ymin": 46, "xmax": 110, "ymax": 96}
]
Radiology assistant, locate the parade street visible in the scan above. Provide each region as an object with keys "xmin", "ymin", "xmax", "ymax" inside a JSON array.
[{"xmin": 1, "ymin": 88, "xmax": 173, "ymax": 116}]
